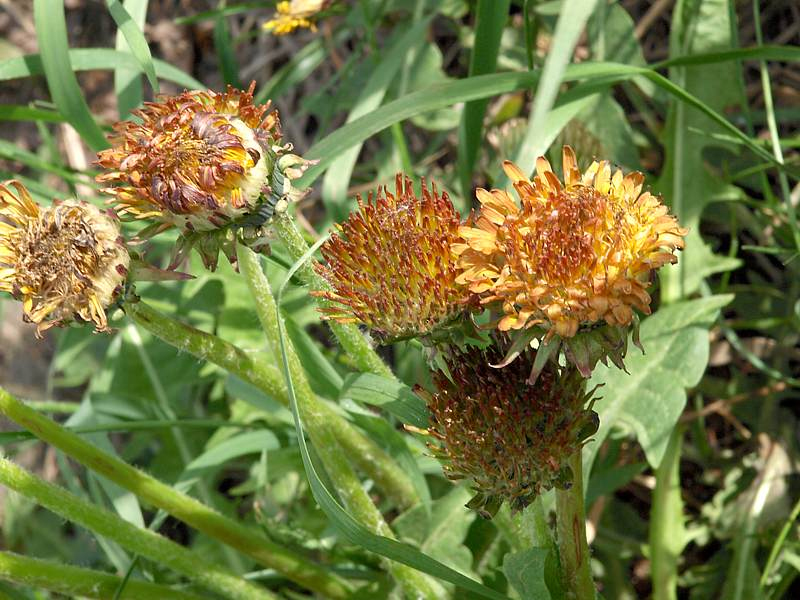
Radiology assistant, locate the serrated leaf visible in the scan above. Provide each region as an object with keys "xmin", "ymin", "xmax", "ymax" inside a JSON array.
[{"xmin": 585, "ymin": 295, "xmax": 733, "ymax": 471}]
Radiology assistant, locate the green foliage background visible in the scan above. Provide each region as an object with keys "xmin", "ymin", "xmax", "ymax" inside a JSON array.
[{"xmin": 0, "ymin": 1, "xmax": 798, "ymax": 599}]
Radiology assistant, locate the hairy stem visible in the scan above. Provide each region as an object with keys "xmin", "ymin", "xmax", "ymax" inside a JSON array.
[
  {"xmin": 0, "ymin": 387, "xmax": 352, "ymax": 600},
  {"xmin": 238, "ymin": 245, "xmax": 441, "ymax": 600},
  {"xmin": 272, "ymin": 211, "xmax": 393, "ymax": 378},
  {"xmin": 0, "ymin": 550, "xmax": 204, "ymax": 600},
  {"xmin": 555, "ymin": 450, "xmax": 595, "ymax": 600},
  {"xmin": 0, "ymin": 458, "xmax": 271, "ymax": 600},
  {"xmin": 126, "ymin": 299, "xmax": 418, "ymax": 509}
]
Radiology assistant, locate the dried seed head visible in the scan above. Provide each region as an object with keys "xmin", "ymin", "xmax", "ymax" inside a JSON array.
[
  {"xmin": 0, "ymin": 181, "xmax": 129, "ymax": 336},
  {"xmin": 418, "ymin": 344, "xmax": 596, "ymax": 516},
  {"xmin": 455, "ymin": 145, "xmax": 687, "ymax": 340},
  {"xmin": 314, "ymin": 174, "xmax": 473, "ymax": 342}
]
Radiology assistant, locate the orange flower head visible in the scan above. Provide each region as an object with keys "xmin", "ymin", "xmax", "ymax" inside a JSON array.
[
  {"xmin": 417, "ymin": 343, "xmax": 596, "ymax": 517},
  {"xmin": 0, "ymin": 181, "xmax": 129, "ymax": 336},
  {"xmin": 263, "ymin": 0, "xmax": 332, "ymax": 35},
  {"xmin": 314, "ymin": 175, "xmax": 472, "ymax": 342},
  {"xmin": 455, "ymin": 145, "xmax": 687, "ymax": 340},
  {"xmin": 97, "ymin": 83, "xmax": 310, "ymax": 270}
]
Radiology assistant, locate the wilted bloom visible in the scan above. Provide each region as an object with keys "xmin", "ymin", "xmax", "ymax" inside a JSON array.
[
  {"xmin": 455, "ymin": 146, "xmax": 687, "ymax": 340},
  {"xmin": 314, "ymin": 175, "xmax": 472, "ymax": 342},
  {"xmin": 416, "ymin": 343, "xmax": 596, "ymax": 516},
  {"xmin": 0, "ymin": 181, "xmax": 129, "ymax": 336},
  {"xmin": 263, "ymin": 0, "xmax": 332, "ymax": 35},
  {"xmin": 97, "ymin": 82, "xmax": 309, "ymax": 269}
]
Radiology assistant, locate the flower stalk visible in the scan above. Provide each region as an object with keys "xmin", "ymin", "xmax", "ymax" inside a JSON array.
[
  {"xmin": 237, "ymin": 245, "xmax": 441, "ymax": 600},
  {"xmin": 0, "ymin": 550, "xmax": 204, "ymax": 600},
  {"xmin": 555, "ymin": 450, "xmax": 595, "ymax": 600},
  {"xmin": 0, "ymin": 387, "xmax": 353, "ymax": 600},
  {"xmin": 272, "ymin": 211, "xmax": 394, "ymax": 378},
  {"xmin": 125, "ymin": 299, "xmax": 419, "ymax": 509},
  {"xmin": 0, "ymin": 457, "xmax": 273, "ymax": 600}
]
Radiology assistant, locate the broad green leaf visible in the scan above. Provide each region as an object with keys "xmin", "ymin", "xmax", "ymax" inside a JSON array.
[
  {"xmin": 340, "ymin": 373, "xmax": 430, "ymax": 428},
  {"xmin": 0, "ymin": 49, "xmax": 203, "ymax": 90},
  {"xmin": 33, "ymin": 0, "xmax": 109, "ymax": 151},
  {"xmin": 503, "ymin": 547, "xmax": 552, "ymax": 600},
  {"xmin": 179, "ymin": 430, "xmax": 280, "ymax": 487},
  {"xmin": 585, "ymin": 295, "xmax": 733, "ymax": 471},
  {"xmin": 457, "ymin": 0, "xmax": 511, "ymax": 195},
  {"xmin": 394, "ymin": 485, "xmax": 476, "ymax": 576}
]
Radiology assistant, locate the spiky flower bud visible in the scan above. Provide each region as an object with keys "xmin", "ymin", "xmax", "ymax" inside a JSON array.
[
  {"xmin": 97, "ymin": 83, "xmax": 310, "ymax": 270},
  {"xmin": 314, "ymin": 174, "xmax": 472, "ymax": 342},
  {"xmin": 263, "ymin": 1, "xmax": 332, "ymax": 35},
  {"xmin": 417, "ymin": 344, "xmax": 596, "ymax": 517},
  {"xmin": 0, "ymin": 181, "xmax": 129, "ymax": 336}
]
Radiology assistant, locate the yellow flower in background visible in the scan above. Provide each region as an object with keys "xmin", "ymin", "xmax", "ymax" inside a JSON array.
[
  {"xmin": 263, "ymin": 0, "xmax": 331, "ymax": 35},
  {"xmin": 314, "ymin": 175, "xmax": 473, "ymax": 342},
  {"xmin": 455, "ymin": 145, "xmax": 687, "ymax": 340},
  {"xmin": 97, "ymin": 83, "xmax": 309, "ymax": 270},
  {"xmin": 0, "ymin": 181, "xmax": 129, "ymax": 336},
  {"xmin": 416, "ymin": 343, "xmax": 596, "ymax": 517}
]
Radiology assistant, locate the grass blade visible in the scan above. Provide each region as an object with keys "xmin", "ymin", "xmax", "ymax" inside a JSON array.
[
  {"xmin": 113, "ymin": 0, "xmax": 151, "ymax": 118},
  {"xmin": 508, "ymin": 0, "xmax": 599, "ymax": 181},
  {"xmin": 457, "ymin": 0, "xmax": 510, "ymax": 195},
  {"xmin": 33, "ymin": 0, "xmax": 109, "ymax": 151}
]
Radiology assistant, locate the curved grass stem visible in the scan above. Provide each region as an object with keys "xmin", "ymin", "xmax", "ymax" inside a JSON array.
[
  {"xmin": 0, "ymin": 458, "xmax": 272, "ymax": 600},
  {"xmin": 0, "ymin": 387, "xmax": 353, "ymax": 600},
  {"xmin": 238, "ymin": 244, "xmax": 441, "ymax": 600},
  {"xmin": 0, "ymin": 550, "xmax": 204, "ymax": 600}
]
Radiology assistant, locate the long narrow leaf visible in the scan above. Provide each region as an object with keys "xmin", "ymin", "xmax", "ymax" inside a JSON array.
[
  {"xmin": 107, "ymin": 0, "xmax": 158, "ymax": 93},
  {"xmin": 0, "ymin": 49, "xmax": 203, "ymax": 90},
  {"xmin": 113, "ymin": 0, "xmax": 151, "ymax": 118},
  {"xmin": 508, "ymin": 0, "xmax": 598, "ymax": 180},
  {"xmin": 33, "ymin": 0, "xmax": 109, "ymax": 151},
  {"xmin": 457, "ymin": 0, "xmax": 511, "ymax": 195}
]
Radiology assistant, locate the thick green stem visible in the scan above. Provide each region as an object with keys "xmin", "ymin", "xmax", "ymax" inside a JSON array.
[
  {"xmin": 238, "ymin": 245, "xmax": 441, "ymax": 600},
  {"xmin": 272, "ymin": 211, "xmax": 393, "ymax": 379},
  {"xmin": 650, "ymin": 426, "xmax": 685, "ymax": 600},
  {"xmin": 0, "ymin": 388, "xmax": 352, "ymax": 600},
  {"xmin": 555, "ymin": 450, "xmax": 595, "ymax": 600},
  {"xmin": 0, "ymin": 458, "xmax": 271, "ymax": 600},
  {"xmin": 0, "ymin": 550, "xmax": 204, "ymax": 600},
  {"xmin": 126, "ymin": 299, "xmax": 419, "ymax": 510}
]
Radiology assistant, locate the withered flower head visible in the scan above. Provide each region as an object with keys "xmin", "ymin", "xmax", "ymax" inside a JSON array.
[
  {"xmin": 0, "ymin": 181, "xmax": 129, "ymax": 337},
  {"xmin": 314, "ymin": 174, "xmax": 472, "ymax": 342},
  {"xmin": 455, "ymin": 145, "xmax": 687, "ymax": 340},
  {"xmin": 97, "ymin": 83, "xmax": 309, "ymax": 270},
  {"xmin": 263, "ymin": 0, "xmax": 332, "ymax": 35},
  {"xmin": 417, "ymin": 344, "xmax": 597, "ymax": 516}
]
